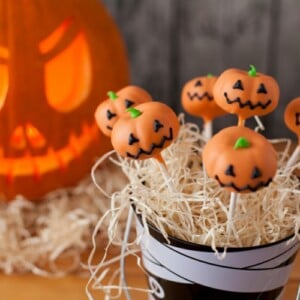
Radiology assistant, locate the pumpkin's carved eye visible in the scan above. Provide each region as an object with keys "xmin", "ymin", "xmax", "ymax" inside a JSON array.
[
  {"xmin": 225, "ymin": 164, "xmax": 236, "ymax": 177},
  {"xmin": 128, "ymin": 133, "xmax": 139, "ymax": 145},
  {"xmin": 153, "ymin": 120, "xmax": 164, "ymax": 132},
  {"xmin": 106, "ymin": 109, "xmax": 116, "ymax": 120},
  {"xmin": 194, "ymin": 80, "xmax": 202, "ymax": 87},
  {"xmin": 257, "ymin": 83, "xmax": 267, "ymax": 94},
  {"xmin": 0, "ymin": 46, "xmax": 9, "ymax": 110},
  {"xmin": 233, "ymin": 80, "xmax": 244, "ymax": 90},
  {"xmin": 251, "ymin": 167, "xmax": 262, "ymax": 179},
  {"xmin": 125, "ymin": 99, "xmax": 134, "ymax": 108},
  {"xmin": 39, "ymin": 18, "xmax": 92, "ymax": 113}
]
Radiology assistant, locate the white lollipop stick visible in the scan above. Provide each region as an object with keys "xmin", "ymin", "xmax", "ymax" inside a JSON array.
[
  {"xmin": 203, "ymin": 121, "xmax": 213, "ymax": 140},
  {"xmin": 285, "ymin": 144, "xmax": 300, "ymax": 171},
  {"xmin": 254, "ymin": 115, "xmax": 265, "ymax": 132},
  {"xmin": 120, "ymin": 207, "xmax": 134, "ymax": 300},
  {"xmin": 227, "ymin": 192, "xmax": 238, "ymax": 234}
]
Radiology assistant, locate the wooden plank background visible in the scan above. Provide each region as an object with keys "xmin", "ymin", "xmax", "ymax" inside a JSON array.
[{"xmin": 102, "ymin": 0, "xmax": 300, "ymax": 140}]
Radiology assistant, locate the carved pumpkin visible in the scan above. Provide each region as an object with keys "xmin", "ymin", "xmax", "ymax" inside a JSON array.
[
  {"xmin": 213, "ymin": 65, "xmax": 280, "ymax": 123},
  {"xmin": 111, "ymin": 102, "xmax": 180, "ymax": 161},
  {"xmin": 284, "ymin": 97, "xmax": 300, "ymax": 144},
  {"xmin": 95, "ymin": 86, "xmax": 152, "ymax": 137},
  {"xmin": 0, "ymin": 0, "xmax": 129, "ymax": 201},
  {"xmin": 181, "ymin": 74, "xmax": 226, "ymax": 123},
  {"xmin": 203, "ymin": 126, "xmax": 277, "ymax": 193}
]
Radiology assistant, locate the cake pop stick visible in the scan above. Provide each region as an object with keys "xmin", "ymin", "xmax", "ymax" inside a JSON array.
[
  {"xmin": 284, "ymin": 97, "xmax": 300, "ymax": 171},
  {"xmin": 181, "ymin": 74, "xmax": 226, "ymax": 139}
]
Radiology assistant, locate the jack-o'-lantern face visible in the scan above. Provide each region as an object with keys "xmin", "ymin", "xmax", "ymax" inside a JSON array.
[
  {"xmin": 95, "ymin": 86, "xmax": 152, "ymax": 137},
  {"xmin": 181, "ymin": 75, "xmax": 226, "ymax": 123},
  {"xmin": 111, "ymin": 102, "xmax": 180, "ymax": 160},
  {"xmin": 284, "ymin": 97, "xmax": 300, "ymax": 144},
  {"xmin": 213, "ymin": 66, "xmax": 279, "ymax": 122},
  {"xmin": 203, "ymin": 126, "xmax": 277, "ymax": 193},
  {"xmin": 0, "ymin": 0, "xmax": 129, "ymax": 201}
]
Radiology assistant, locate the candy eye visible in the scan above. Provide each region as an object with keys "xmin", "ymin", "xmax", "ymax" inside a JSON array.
[
  {"xmin": 153, "ymin": 120, "xmax": 164, "ymax": 132},
  {"xmin": 233, "ymin": 80, "xmax": 244, "ymax": 90},
  {"xmin": 296, "ymin": 113, "xmax": 300, "ymax": 126},
  {"xmin": 125, "ymin": 99, "xmax": 134, "ymax": 109},
  {"xmin": 225, "ymin": 164, "xmax": 236, "ymax": 177},
  {"xmin": 251, "ymin": 167, "xmax": 262, "ymax": 179},
  {"xmin": 257, "ymin": 83, "xmax": 267, "ymax": 94},
  {"xmin": 107, "ymin": 109, "xmax": 116, "ymax": 120},
  {"xmin": 128, "ymin": 133, "xmax": 139, "ymax": 145},
  {"xmin": 194, "ymin": 80, "xmax": 202, "ymax": 87}
]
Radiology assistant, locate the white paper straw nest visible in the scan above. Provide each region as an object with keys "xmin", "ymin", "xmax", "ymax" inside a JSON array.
[
  {"xmin": 0, "ymin": 161, "xmax": 127, "ymax": 276},
  {"xmin": 92, "ymin": 117, "xmax": 300, "ymax": 251}
]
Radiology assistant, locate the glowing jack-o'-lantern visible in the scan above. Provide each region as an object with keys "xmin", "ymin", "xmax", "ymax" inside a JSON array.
[{"xmin": 0, "ymin": 0, "xmax": 129, "ymax": 201}]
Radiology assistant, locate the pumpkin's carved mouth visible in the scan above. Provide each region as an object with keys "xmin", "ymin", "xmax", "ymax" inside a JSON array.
[
  {"xmin": 215, "ymin": 175, "xmax": 273, "ymax": 192},
  {"xmin": 126, "ymin": 128, "xmax": 173, "ymax": 159},
  {"xmin": 224, "ymin": 92, "xmax": 272, "ymax": 110},
  {"xmin": 1, "ymin": 122, "xmax": 99, "ymax": 183},
  {"xmin": 187, "ymin": 92, "xmax": 213, "ymax": 101}
]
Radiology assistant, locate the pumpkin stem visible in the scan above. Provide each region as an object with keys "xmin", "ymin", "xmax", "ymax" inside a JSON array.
[
  {"xmin": 248, "ymin": 65, "xmax": 257, "ymax": 77},
  {"xmin": 127, "ymin": 107, "xmax": 142, "ymax": 118},
  {"xmin": 234, "ymin": 137, "xmax": 251, "ymax": 150},
  {"xmin": 207, "ymin": 73, "xmax": 213, "ymax": 78},
  {"xmin": 107, "ymin": 91, "xmax": 118, "ymax": 101}
]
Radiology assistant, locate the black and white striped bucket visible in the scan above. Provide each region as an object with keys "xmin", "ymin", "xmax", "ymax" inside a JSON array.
[{"xmin": 136, "ymin": 220, "xmax": 299, "ymax": 300}]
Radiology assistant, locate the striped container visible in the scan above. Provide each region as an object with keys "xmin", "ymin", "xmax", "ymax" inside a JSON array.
[{"xmin": 136, "ymin": 219, "xmax": 299, "ymax": 300}]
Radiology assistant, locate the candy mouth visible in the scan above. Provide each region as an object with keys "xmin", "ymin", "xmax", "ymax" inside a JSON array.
[
  {"xmin": 1, "ymin": 122, "xmax": 99, "ymax": 183},
  {"xmin": 224, "ymin": 92, "xmax": 272, "ymax": 110},
  {"xmin": 126, "ymin": 128, "xmax": 173, "ymax": 159},
  {"xmin": 214, "ymin": 175, "xmax": 273, "ymax": 192},
  {"xmin": 187, "ymin": 92, "xmax": 213, "ymax": 101}
]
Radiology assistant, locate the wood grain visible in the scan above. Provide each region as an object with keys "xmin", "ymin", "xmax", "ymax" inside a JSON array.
[
  {"xmin": 0, "ymin": 249, "xmax": 298, "ymax": 300},
  {"xmin": 101, "ymin": 0, "xmax": 299, "ymax": 141}
]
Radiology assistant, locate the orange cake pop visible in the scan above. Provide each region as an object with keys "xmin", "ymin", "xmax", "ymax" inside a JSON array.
[
  {"xmin": 95, "ymin": 85, "xmax": 152, "ymax": 137},
  {"xmin": 284, "ymin": 97, "xmax": 300, "ymax": 170},
  {"xmin": 284, "ymin": 97, "xmax": 300, "ymax": 144},
  {"xmin": 181, "ymin": 74, "xmax": 226, "ymax": 123},
  {"xmin": 213, "ymin": 65, "xmax": 280, "ymax": 125},
  {"xmin": 203, "ymin": 126, "xmax": 277, "ymax": 193},
  {"xmin": 111, "ymin": 101, "xmax": 179, "ymax": 162}
]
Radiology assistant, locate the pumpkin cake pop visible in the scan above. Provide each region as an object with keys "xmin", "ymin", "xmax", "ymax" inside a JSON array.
[
  {"xmin": 284, "ymin": 97, "xmax": 300, "ymax": 144},
  {"xmin": 284, "ymin": 97, "xmax": 300, "ymax": 170},
  {"xmin": 95, "ymin": 85, "xmax": 152, "ymax": 137},
  {"xmin": 181, "ymin": 74, "xmax": 226, "ymax": 124},
  {"xmin": 111, "ymin": 101, "xmax": 180, "ymax": 163},
  {"xmin": 213, "ymin": 65, "xmax": 280, "ymax": 125},
  {"xmin": 202, "ymin": 126, "xmax": 277, "ymax": 193}
]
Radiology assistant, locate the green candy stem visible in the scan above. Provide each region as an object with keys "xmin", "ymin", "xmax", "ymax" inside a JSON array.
[
  {"xmin": 207, "ymin": 73, "xmax": 213, "ymax": 78},
  {"xmin": 248, "ymin": 64, "xmax": 257, "ymax": 77},
  {"xmin": 127, "ymin": 107, "xmax": 142, "ymax": 118},
  {"xmin": 107, "ymin": 91, "xmax": 118, "ymax": 101},
  {"xmin": 234, "ymin": 137, "xmax": 251, "ymax": 150}
]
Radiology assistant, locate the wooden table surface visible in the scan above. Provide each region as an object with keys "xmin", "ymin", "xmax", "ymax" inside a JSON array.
[{"xmin": 0, "ymin": 249, "xmax": 299, "ymax": 300}]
